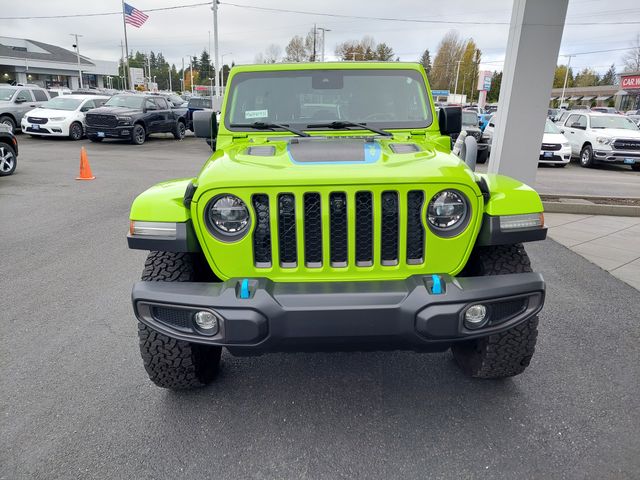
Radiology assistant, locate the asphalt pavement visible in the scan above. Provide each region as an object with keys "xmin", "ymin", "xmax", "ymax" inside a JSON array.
[{"xmin": 1, "ymin": 135, "xmax": 639, "ymax": 479}]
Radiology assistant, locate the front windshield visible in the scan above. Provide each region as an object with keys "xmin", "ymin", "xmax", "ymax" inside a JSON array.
[
  {"xmin": 0, "ymin": 88, "xmax": 16, "ymax": 101},
  {"xmin": 225, "ymin": 69, "xmax": 432, "ymax": 130},
  {"xmin": 42, "ymin": 97, "xmax": 83, "ymax": 111},
  {"xmin": 544, "ymin": 119, "xmax": 560, "ymax": 134},
  {"xmin": 104, "ymin": 95, "xmax": 144, "ymax": 109},
  {"xmin": 591, "ymin": 115, "xmax": 639, "ymax": 130},
  {"xmin": 462, "ymin": 111, "xmax": 478, "ymax": 126}
]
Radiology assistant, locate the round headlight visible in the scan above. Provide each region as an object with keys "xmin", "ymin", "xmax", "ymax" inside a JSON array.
[
  {"xmin": 206, "ymin": 194, "xmax": 250, "ymax": 240},
  {"xmin": 427, "ymin": 190, "xmax": 470, "ymax": 236}
]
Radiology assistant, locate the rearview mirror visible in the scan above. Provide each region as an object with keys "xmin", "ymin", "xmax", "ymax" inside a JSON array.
[{"xmin": 439, "ymin": 106, "xmax": 462, "ymax": 136}]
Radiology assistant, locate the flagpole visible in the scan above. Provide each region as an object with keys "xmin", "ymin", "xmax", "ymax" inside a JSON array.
[{"xmin": 121, "ymin": 0, "xmax": 130, "ymax": 90}]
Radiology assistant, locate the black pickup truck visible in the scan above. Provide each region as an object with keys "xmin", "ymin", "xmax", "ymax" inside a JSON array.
[{"xmin": 85, "ymin": 94, "xmax": 187, "ymax": 145}]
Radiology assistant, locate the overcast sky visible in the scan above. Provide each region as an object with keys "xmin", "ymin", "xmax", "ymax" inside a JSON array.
[{"xmin": 2, "ymin": 0, "xmax": 639, "ymax": 74}]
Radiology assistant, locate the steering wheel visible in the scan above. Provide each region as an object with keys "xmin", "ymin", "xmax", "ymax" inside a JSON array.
[{"xmin": 361, "ymin": 112, "xmax": 396, "ymax": 121}]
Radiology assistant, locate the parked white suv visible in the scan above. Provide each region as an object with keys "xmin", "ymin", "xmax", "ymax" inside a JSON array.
[
  {"xmin": 21, "ymin": 95, "xmax": 109, "ymax": 140},
  {"xmin": 559, "ymin": 112, "xmax": 640, "ymax": 171}
]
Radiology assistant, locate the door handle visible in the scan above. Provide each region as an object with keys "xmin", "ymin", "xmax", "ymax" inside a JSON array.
[
  {"xmin": 30, "ymin": 104, "xmax": 36, "ymax": 107},
  {"xmin": 560, "ymin": 130, "xmax": 564, "ymax": 134}
]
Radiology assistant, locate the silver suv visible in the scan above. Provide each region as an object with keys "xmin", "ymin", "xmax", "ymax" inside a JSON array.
[{"xmin": 0, "ymin": 85, "xmax": 51, "ymax": 133}]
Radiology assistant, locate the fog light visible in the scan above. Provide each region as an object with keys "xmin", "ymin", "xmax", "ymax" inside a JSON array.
[
  {"xmin": 464, "ymin": 304, "xmax": 488, "ymax": 329},
  {"xmin": 194, "ymin": 311, "xmax": 220, "ymax": 334}
]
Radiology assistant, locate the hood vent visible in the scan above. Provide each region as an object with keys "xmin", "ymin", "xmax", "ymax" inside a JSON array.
[
  {"xmin": 246, "ymin": 146, "xmax": 276, "ymax": 157},
  {"xmin": 389, "ymin": 143, "xmax": 420, "ymax": 154}
]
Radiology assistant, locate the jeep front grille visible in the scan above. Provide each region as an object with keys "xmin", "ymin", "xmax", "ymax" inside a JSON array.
[{"xmin": 250, "ymin": 190, "xmax": 426, "ymax": 269}]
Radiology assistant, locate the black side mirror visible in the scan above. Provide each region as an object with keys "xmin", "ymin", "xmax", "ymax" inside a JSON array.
[
  {"xmin": 193, "ymin": 111, "xmax": 218, "ymax": 150},
  {"xmin": 439, "ymin": 106, "xmax": 462, "ymax": 136},
  {"xmin": 15, "ymin": 97, "xmax": 26, "ymax": 103}
]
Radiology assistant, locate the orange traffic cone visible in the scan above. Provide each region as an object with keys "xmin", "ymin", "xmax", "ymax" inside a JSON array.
[{"xmin": 75, "ymin": 146, "xmax": 95, "ymax": 180}]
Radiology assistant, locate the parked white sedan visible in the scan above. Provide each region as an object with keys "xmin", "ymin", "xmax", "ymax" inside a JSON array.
[{"xmin": 21, "ymin": 95, "xmax": 109, "ymax": 140}]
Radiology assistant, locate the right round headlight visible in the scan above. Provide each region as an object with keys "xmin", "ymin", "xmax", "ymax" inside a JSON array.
[
  {"xmin": 427, "ymin": 190, "xmax": 470, "ymax": 237},
  {"xmin": 206, "ymin": 194, "xmax": 250, "ymax": 240}
]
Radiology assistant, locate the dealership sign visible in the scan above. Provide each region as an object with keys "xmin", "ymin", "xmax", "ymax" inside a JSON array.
[
  {"xmin": 477, "ymin": 70, "xmax": 492, "ymax": 91},
  {"xmin": 621, "ymin": 75, "xmax": 640, "ymax": 89},
  {"xmin": 129, "ymin": 67, "xmax": 145, "ymax": 86}
]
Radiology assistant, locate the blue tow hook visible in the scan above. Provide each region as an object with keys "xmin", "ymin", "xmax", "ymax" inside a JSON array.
[
  {"xmin": 431, "ymin": 275, "xmax": 443, "ymax": 295},
  {"xmin": 239, "ymin": 278, "xmax": 251, "ymax": 299}
]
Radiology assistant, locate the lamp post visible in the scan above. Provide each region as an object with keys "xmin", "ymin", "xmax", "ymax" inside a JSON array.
[
  {"xmin": 559, "ymin": 54, "xmax": 574, "ymax": 109},
  {"xmin": 220, "ymin": 52, "xmax": 232, "ymax": 96},
  {"xmin": 70, "ymin": 33, "xmax": 84, "ymax": 89},
  {"xmin": 318, "ymin": 28, "xmax": 331, "ymax": 62}
]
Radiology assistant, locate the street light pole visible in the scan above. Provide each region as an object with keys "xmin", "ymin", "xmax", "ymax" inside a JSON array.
[
  {"xmin": 70, "ymin": 34, "xmax": 84, "ymax": 89},
  {"xmin": 454, "ymin": 59, "xmax": 462, "ymax": 97},
  {"xmin": 560, "ymin": 54, "xmax": 573, "ymax": 109},
  {"xmin": 211, "ymin": 1, "xmax": 220, "ymax": 98},
  {"xmin": 318, "ymin": 28, "xmax": 331, "ymax": 62},
  {"xmin": 220, "ymin": 52, "xmax": 232, "ymax": 95}
]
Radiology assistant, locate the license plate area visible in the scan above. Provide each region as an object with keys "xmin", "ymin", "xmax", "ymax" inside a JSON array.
[
  {"xmin": 624, "ymin": 158, "xmax": 635, "ymax": 164},
  {"xmin": 97, "ymin": 132, "xmax": 105, "ymax": 138},
  {"xmin": 543, "ymin": 152, "xmax": 553, "ymax": 158}
]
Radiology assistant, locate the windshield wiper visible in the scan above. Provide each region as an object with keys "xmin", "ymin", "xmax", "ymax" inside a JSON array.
[
  {"xmin": 306, "ymin": 120, "xmax": 392, "ymax": 137},
  {"xmin": 230, "ymin": 121, "xmax": 310, "ymax": 137}
]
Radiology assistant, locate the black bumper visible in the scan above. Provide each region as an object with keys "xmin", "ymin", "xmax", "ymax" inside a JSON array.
[
  {"xmin": 85, "ymin": 125, "xmax": 133, "ymax": 139},
  {"xmin": 132, "ymin": 273, "xmax": 545, "ymax": 355}
]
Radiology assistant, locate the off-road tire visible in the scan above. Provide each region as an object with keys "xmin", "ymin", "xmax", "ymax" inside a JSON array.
[
  {"xmin": 476, "ymin": 148, "xmax": 488, "ymax": 164},
  {"xmin": 452, "ymin": 244, "xmax": 539, "ymax": 378},
  {"xmin": 173, "ymin": 120, "xmax": 186, "ymax": 140},
  {"xmin": 579, "ymin": 144, "xmax": 594, "ymax": 168},
  {"xmin": 131, "ymin": 124, "xmax": 146, "ymax": 145},
  {"xmin": 0, "ymin": 115, "xmax": 16, "ymax": 133},
  {"xmin": 69, "ymin": 121, "xmax": 83, "ymax": 141},
  {"xmin": 138, "ymin": 251, "xmax": 222, "ymax": 389}
]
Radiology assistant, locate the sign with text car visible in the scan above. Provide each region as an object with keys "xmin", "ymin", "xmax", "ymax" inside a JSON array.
[{"xmin": 621, "ymin": 75, "xmax": 640, "ymax": 90}]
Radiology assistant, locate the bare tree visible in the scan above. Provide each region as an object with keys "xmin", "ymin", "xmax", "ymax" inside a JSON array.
[
  {"xmin": 622, "ymin": 34, "xmax": 640, "ymax": 72},
  {"xmin": 430, "ymin": 30, "xmax": 465, "ymax": 90},
  {"xmin": 335, "ymin": 37, "xmax": 395, "ymax": 61},
  {"xmin": 264, "ymin": 44, "xmax": 282, "ymax": 64},
  {"xmin": 285, "ymin": 35, "xmax": 308, "ymax": 62}
]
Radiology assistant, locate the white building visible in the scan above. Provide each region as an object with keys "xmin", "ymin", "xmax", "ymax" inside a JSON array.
[{"xmin": 0, "ymin": 37, "xmax": 118, "ymax": 89}]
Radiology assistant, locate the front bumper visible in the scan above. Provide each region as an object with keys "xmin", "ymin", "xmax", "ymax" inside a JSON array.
[
  {"xmin": 132, "ymin": 273, "xmax": 545, "ymax": 355},
  {"xmin": 593, "ymin": 148, "xmax": 640, "ymax": 165},
  {"xmin": 539, "ymin": 147, "xmax": 571, "ymax": 164},
  {"xmin": 85, "ymin": 125, "xmax": 133, "ymax": 139},
  {"xmin": 21, "ymin": 119, "xmax": 70, "ymax": 136}
]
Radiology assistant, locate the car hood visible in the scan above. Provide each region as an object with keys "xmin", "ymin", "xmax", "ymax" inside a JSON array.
[
  {"xmin": 24, "ymin": 108, "xmax": 75, "ymax": 119},
  {"xmin": 543, "ymin": 132, "xmax": 568, "ymax": 144},
  {"xmin": 194, "ymin": 135, "xmax": 480, "ymax": 194},
  {"xmin": 590, "ymin": 128, "xmax": 640, "ymax": 139},
  {"xmin": 86, "ymin": 106, "xmax": 140, "ymax": 116}
]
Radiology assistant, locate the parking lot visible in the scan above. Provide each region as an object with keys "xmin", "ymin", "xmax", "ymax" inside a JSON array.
[{"xmin": 1, "ymin": 135, "xmax": 638, "ymax": 479}]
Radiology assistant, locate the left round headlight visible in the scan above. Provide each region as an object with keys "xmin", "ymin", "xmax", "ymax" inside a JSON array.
[
  {"xmin": 205, "ymin": 194, "xmax": 250, "ymax": 240},
  {"xmin": 427, "ymin": 190, "xmax": 470, "ymax": 237}
]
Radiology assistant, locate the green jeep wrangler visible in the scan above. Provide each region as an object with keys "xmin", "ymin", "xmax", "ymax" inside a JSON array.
[{"xmin": 128, "ymin": 62, "xmax": 547, "ymax": 390}]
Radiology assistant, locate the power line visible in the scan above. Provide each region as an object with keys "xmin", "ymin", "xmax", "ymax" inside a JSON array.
[{"xmin": 3, "ymin": 1, "xmax": 640, "ymax": 25}]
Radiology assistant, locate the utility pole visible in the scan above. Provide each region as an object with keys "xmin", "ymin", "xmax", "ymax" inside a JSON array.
[
  {"xmin": 182, "ymin": 57, "xmax": 185, "ymax": 93},
  {"xmin": 190, "ymin": 57, "xmax": 194, "ymax": 94},
  {"xmin": 70, "ymin": 34, "xmax": 83, "ymax": 89},
  {"xmin": 120, "ymin": 40, "xmax": 125, "ymax": 90},
  {"xmin": 147, "ymin": 53, "xmax": 152, "ymax": 89},
  {"xmin": 211, "ymin": 1, "xmax": 220, "ymax": 97},
  {"xmin": 454, "ymin": 59, "xmax": 462, "ymax": 97},
  {"xmin": 121, "ymin": 0, "xmax": 130, "ymax": 90},
  {"xmin": 312, "ymin": 24, "xmax": 317, "ymax": 62},
  {"xmin": 318, "ymin": 28, "xmax": 331, "ymax": 62},
  {"xmin": 560, "ymin": 54, "xmax": 573, "ymax": 109},
  {"xmin": 168, "ymin": 66, "xmax": 172, "ymax": 92}
]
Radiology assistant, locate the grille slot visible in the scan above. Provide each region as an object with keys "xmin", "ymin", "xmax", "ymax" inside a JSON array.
[
  {"xmin": 489, "ymin": 299, "xmax": 527, "ymax": 325},
  {"xmin": 355, "ymin": 192, "xmax": 374, "ymax": 266},
  {"xmin": 252, "ymin": 195, "xmax": 272, "ymax": 268},
  {"xmin": 613, "ymin": 139, "xmax": 640, "ymax": 150},
  {"xmin": 329, "ymin": 192, "xmax": 348, "ymax": 267},
  {"xmin": 278, "ymin": 194, "xmax": 297, "ymax": 267},
  {"xmin": 27, "ymin": 117, "xmax": 48, "ymax": 124},
  {"xmin": 380, "ymin": 191, "xmax": 399, "ymax": 265},
  {"xmin": 541, "ymin": 143, "xmax": 562, "ymax": 151},
  {"xmin": 406, "ymin": 191, "xmax": 425, "ymax": 264},
  {"xmin": 303, "ymin": 193, "xmax": 323, "ymax": 267}
]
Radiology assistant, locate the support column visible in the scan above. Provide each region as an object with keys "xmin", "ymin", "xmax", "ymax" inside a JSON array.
[{"xmin": 488, "ymin": 0, "xmax": 569, "ymax": 186}]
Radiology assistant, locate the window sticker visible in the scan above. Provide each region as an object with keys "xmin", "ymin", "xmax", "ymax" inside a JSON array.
[{"xmin": 245, "ymin": 109, "xmax": 268, "ymax": 119}]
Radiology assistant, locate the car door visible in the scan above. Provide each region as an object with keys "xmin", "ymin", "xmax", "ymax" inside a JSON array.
[
  {"xmin": 154, "ymin": 98, "xmax": 173, "ymax": 132},
  {"xmin": 14, "ymin": 89, "xmax": 35, "ymax": 122},
  {"xmin": 30, "ymin": 89, "xmax": 49, "ymax": 106},
  {"xmin": 571, "ymin": 114, "xmax": 588, "ymax": 155},
  {"xmin": 143, "ymin": 98, "xmax": 160, "ymax": 133},
  {"xmin": 562, "ymin": 114, "xmax": 580, "ymax": 155}
]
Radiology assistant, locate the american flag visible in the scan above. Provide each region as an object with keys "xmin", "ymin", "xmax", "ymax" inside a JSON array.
[{"xmin": 124, "ymin": 3, "xmax": 149, "ymax": 28}]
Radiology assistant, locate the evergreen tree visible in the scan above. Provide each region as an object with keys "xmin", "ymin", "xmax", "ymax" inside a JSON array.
[
  {"xmin": 600, "ymin": 64, "xmax": 616, "ymax": 86},
  {"xmin": 419, "ymin": 49, "xmax": 432, "ymax": 75}
]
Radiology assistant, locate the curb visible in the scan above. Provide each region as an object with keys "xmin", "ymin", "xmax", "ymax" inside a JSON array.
[{"xmin": 543, "ymin": 201, "xmax": 640, "ymax": 217}]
